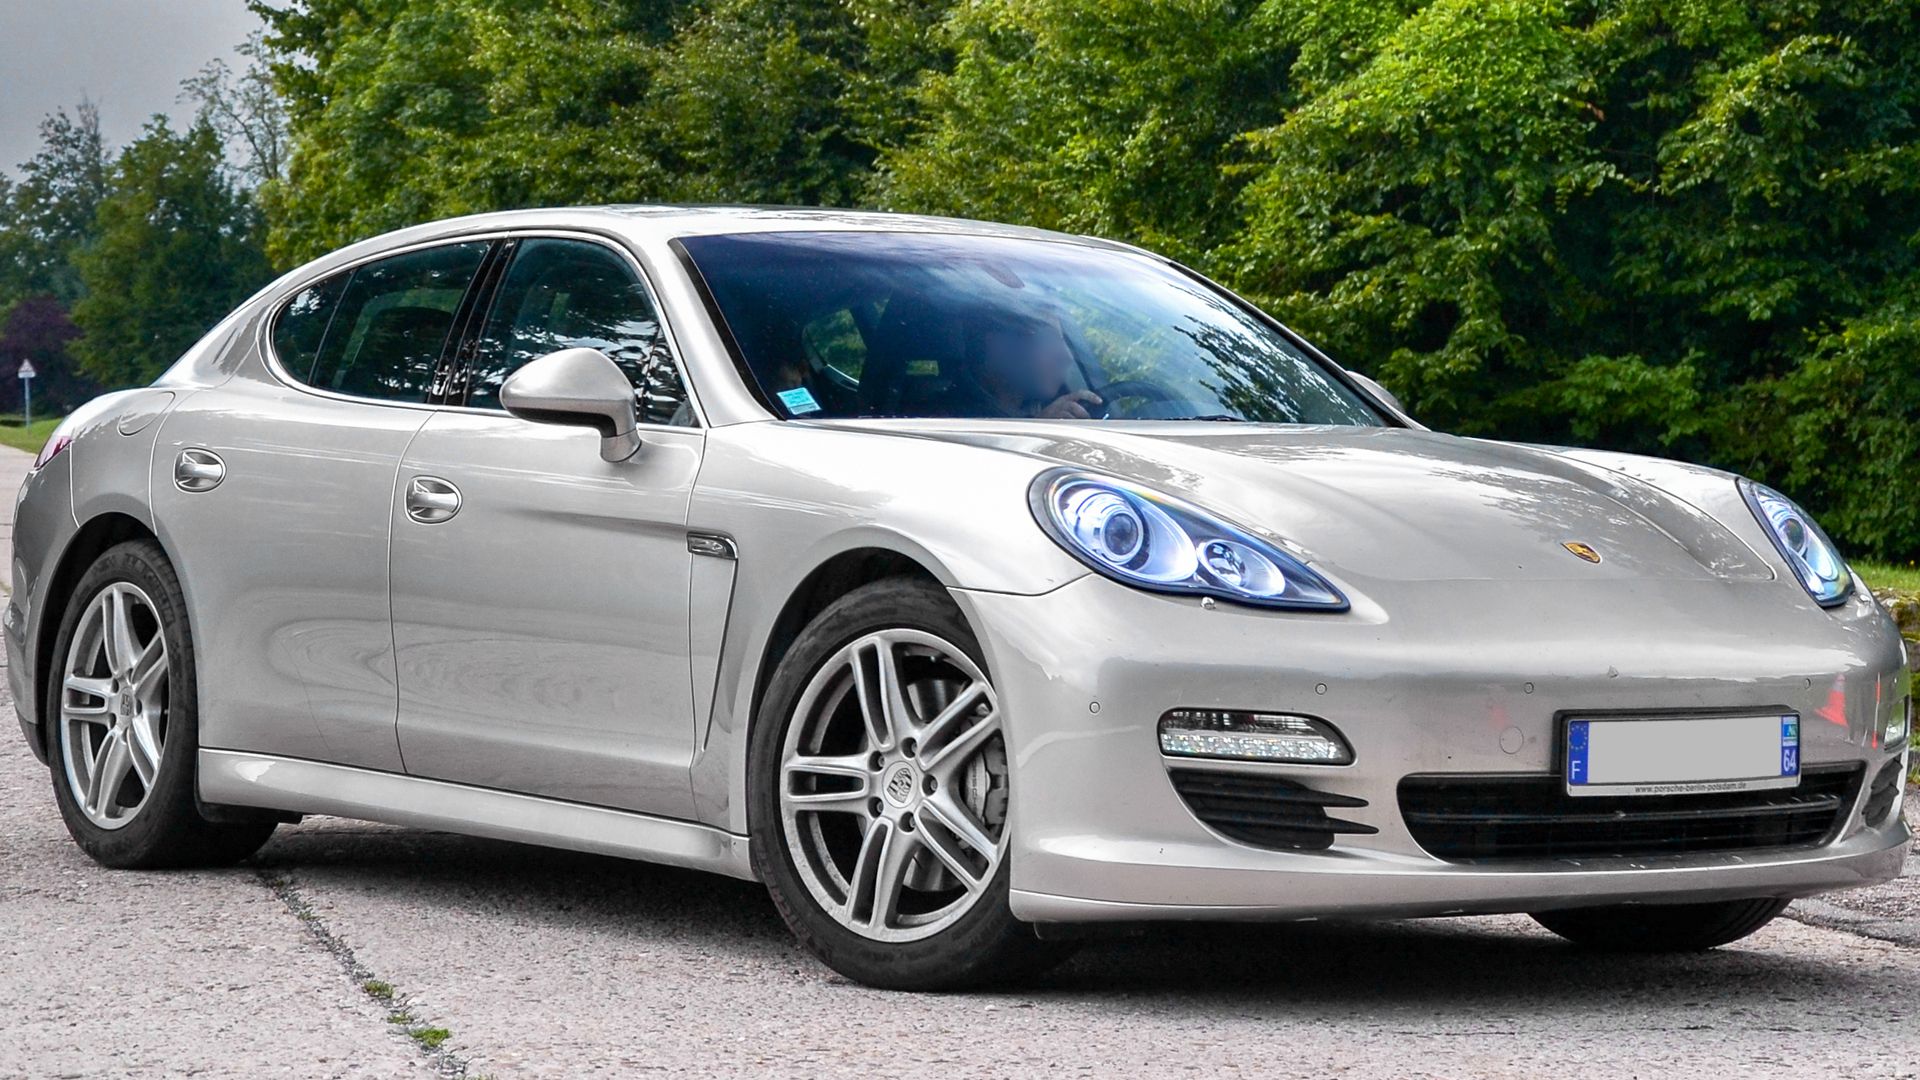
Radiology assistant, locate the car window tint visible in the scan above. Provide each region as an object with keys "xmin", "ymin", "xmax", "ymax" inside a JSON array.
[
  {"xmin": 465, "ymin": 238, "xmax": 693, "ymax": 426},
  {"xmin": 298, "ymin": 242, "xmax": 489, "ymax": 403},
  {"xmin": 271, "ymin": 272, "xmax": 349, "ymax": 379},
  {"xmin": 679, "ymin": 231, "xmax": 1382, "ymax": 424}
]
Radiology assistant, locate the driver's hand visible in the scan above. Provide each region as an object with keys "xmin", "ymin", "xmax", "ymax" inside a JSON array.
[{"xmin": 1037, "ymin": 390, "xmax": 1103, "ymax": 420}]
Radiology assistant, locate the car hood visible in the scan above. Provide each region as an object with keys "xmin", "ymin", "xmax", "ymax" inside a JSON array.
[{"xmin": 824, "ymin": 421, "xmax": 1773, "ymax": 586}]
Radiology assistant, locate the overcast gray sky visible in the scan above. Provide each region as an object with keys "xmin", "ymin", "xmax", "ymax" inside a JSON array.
[{"xmin": 1, "ymin": 0, "xmax": 264, "ymax": 175}]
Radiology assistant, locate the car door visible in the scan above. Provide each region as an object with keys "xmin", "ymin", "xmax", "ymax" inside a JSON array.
[
  {"xmin": 389, "ymin": 235, "xmax": 705, "ymax": 817},
  {"xmin": 150, "ymin": 239, "xmax": 493, "ymax": 771}
]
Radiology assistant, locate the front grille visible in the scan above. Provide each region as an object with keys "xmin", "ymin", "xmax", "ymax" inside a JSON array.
[
  {"xmin": 1168, "ymin": 768, "xmax": 1378, "ymax": 851},
  {"xmin": 1864, "ymin": 759, "xmax": 1904, "ymax": 827},
  {"xmin": 1398, "ymin": 763, "xmax": 1864, "ymax": 863}
]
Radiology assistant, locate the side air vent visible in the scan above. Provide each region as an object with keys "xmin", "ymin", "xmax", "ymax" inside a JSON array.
[
  {"xmin": 1864, "ymin": 759, "xmax": 1904, "ymax": 827},
  {"xmin": 1167, "ymin": 768, "xmax": 1378, "ymax": 851}
]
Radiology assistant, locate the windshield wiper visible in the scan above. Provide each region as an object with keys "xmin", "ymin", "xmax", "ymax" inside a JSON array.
[{"xmin": 1159, "ymin": 413, "xmax": 1248, "ymax": 422}]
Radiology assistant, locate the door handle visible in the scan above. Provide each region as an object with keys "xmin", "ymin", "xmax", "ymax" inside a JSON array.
[
  {"xmin": 173, "ymin": 448, "xmax": 225, "ymax": 492},
  {"xmin": 404, "ymin": 475, "xmax": 461, "ymax": 524}
]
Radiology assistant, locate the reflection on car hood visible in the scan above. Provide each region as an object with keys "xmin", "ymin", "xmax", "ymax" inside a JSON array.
[{"xmin": 826, "ymin": 421, "xmax": 1772, "ymax": 585}]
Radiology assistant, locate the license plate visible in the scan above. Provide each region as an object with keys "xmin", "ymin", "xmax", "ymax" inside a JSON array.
[{"xmin": 1565, "ymin": 713, "xmax": 1800, "ymax": 797}]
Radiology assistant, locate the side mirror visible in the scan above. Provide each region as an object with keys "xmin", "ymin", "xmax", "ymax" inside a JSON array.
[
  {"xmin": 1348, "ymin": 371, "xmax": 1408, "ymax": 418},
  {"xmin": 499, "ymin": 347, "xmax": 642, "ymax": 462}
]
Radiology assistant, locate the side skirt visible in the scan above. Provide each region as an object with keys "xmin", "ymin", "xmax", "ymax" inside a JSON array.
[{"xmin": 199, "ymin": 748, "xmax": 757, "ymax": 881}]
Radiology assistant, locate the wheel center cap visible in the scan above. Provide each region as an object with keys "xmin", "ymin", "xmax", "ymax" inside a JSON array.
[
  {"xmin": 881, "ymin": 762, "xmax": 918, "ymax": 808},
  {"xmin": 118, "ymin": 692, "xmax": 135, "ymax": 715}
]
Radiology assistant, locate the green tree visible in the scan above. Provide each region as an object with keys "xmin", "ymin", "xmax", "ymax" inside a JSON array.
[
  {"xmin": 0, "ymin": 104, "xmax": 113, "ymax": 304},
  {"xmin": 181, "ymin": 30, "xmax": 292, "ymax": 189},
  {"xmin": 0, "ymin": 294, "xmax": 100, "ymax": 415},
  {"xmin": 878, "ymin": 0, "xmax": 1296, "ymax": 263},
  {"xmin": 69, "ymin": 120, "xmax": 271, "ymax": 387},
  {"xmin": 250, "ymin": 0, "xmax": 951, "ymax": 263},
  {"xmin": 1219, "ymin": 0, "xmax": 1920, "ymax": 556}
]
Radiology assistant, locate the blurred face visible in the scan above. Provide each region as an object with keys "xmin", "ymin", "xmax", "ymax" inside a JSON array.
[{"xmin": 979, "ymin": 315, "xmax": 1073, "ymax": 401}]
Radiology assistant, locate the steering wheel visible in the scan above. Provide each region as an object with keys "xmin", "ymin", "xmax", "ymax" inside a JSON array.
[{"xmin": 1093, "ymin": 378, "xmax": 1193, "ymax": 419}]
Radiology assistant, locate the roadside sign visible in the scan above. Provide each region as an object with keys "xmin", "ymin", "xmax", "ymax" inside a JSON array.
[{"xmin": 17, "ymin": 359, "xmax": 34, "ymax": 428}]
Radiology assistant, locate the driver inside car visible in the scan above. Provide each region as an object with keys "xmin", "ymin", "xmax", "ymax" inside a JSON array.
[{"xmin": 949, "ymin": 303, "xmax": 1103, "ymax": 419}]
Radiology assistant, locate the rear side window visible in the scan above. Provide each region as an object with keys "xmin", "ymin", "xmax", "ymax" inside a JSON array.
[
  {"xmin": 462, "ymin": 238, "xmax": 693, "ymax": 425},
  {"xmin": 271, "ymin": 274, "xmax": 348, "ymax": 379},
  {"xmin": 272, "ymin": 242, "xmax": 489, "ymax": 403}
]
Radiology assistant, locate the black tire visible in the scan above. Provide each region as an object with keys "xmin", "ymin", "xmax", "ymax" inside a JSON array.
[
  {"xmin": 749, "ymin": 577, "xmax": 1071, "ymax": 990},
  {"xmin": 1531, "ymin": 897, "xmax": 1792, "ymax": 952},
  {"xmin": 46, "ymin": 539, "xmax": 276, "ymax": 869}
]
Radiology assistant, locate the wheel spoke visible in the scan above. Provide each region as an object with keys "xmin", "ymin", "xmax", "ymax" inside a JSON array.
[
  {"xmin": 920, "ymin": 702, "xmax": 1000, "ymax": 777},
  {"xmin": 914, "ymin": 809, "xmax": 988, "ymax": 891},
  {"xmin": 130, "ymin": 636, "xmax": 167, "ymax": 711},
  {"xmin": 921, "ymin": 790, "xmax": 998, "ymax": 861},
  {"xmin": 851, "ymin": 638, "xmax": 912, "ymax": 750},
  {"xmin": 782, "ymin": 753, "xmax": 873, "ymax": 815},
  {"xmin": 846, "ymin": 818, "xmax": 915, "ymax": 930},
  {"xmin": 128, "ymin": 712, "xmax": 162, "ymax": 788},
  {"xmin": 102, "ymin": 587, "xmax": 139, "ymax": 681},
  {"xmin": 62, "ymin": 675, "xmax": 113, "ymax": 723},
  {"xmin": 85, "ymin": 728, "xmax": 132, "ymax": 816},
  {"xmin": 918, "ymin": 681, "xmax": 992, "ymax": 760}
]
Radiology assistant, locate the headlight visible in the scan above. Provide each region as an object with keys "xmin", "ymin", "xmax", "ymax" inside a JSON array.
[
  {"xmin": 1029, "ymin": 469, "xmax": 1347, "ymax": 610},
  {"xmin": 1739, "ymin": 479, "xmax": 1852, "ymax": 607}
]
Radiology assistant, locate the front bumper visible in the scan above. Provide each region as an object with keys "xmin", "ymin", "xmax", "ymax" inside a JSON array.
[{"xmin": 953, "ymin": 574, "xmax": 1911, "ymax": 923}]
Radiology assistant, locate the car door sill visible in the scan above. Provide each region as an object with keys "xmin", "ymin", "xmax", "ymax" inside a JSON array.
[{"xmin": 198, "ymin": 748, "xmax": 756, "ymax": 881}]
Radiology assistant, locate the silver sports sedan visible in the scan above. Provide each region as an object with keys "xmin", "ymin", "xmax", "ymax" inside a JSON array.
[{"xmin": 8, "ymin": 207, "xmax": 1910, "ymax": 990}]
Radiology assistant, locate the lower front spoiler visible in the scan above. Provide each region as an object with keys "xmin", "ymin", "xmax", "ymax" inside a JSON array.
[{"xmin": 1009, "ymin": 821, "xmax": 1910, "ymax": 924}]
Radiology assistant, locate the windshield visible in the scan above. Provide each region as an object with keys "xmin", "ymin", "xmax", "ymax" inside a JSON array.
[{"xmin": 678, "ymin": 231, "xmax": 1383, "ymax": 425}]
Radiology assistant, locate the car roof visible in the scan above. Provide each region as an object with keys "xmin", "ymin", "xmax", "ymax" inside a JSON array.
[{"xmin": 301, "ymin": 205, "xmax": 1134, "ymax": 277}]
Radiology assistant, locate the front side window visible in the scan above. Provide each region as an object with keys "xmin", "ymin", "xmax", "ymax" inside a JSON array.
[
  {"xmin": 274, "ymin": 242, "xmax": 489, "ymax": 403},
  {"xmin": 678, "ymin": 231, "xmax": 1382, "ymax": 425},
  {"xmin": 462, "ymin": 238, "xmax": 693, "ymax": 426}
]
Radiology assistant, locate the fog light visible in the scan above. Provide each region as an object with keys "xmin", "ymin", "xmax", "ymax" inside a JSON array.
[{"xmin": 1158, "ymin": 709, "xmax": 1353, "ymax": 764}]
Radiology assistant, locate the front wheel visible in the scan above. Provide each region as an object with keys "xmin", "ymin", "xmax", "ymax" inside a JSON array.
[
  {"xmin": 749, "ymin": 578, "xmax": 1070, "ymax": 990},
  {"xmin": 1531, "ymin": 897, "xmax": 1792, "ymax": 952},
  {"xmin": 46, "ymin": 539, "xmax": 276, "ymax": 868}
]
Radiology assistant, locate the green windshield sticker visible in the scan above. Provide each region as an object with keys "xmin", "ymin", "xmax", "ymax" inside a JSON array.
[{"xmin": 777, "ymin": 386, "xmax": 822, "ymax": 415}]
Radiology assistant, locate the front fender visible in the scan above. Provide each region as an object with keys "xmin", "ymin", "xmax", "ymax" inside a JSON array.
[{"xmin": 684, "ymin": 421, "xmax": 1086, "ymax": 835}]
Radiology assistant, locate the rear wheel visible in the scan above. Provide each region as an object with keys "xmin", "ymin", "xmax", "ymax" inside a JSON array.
[
  {"xmin": 749, "ymin": 578, "xmax": 1070, "ymax": 990},
  {"xmin": 1531, "ymin": 897, "xmax": 1791, "ymax": 952},
  {"xmin": 47, "ymin": 540, "xmax": 276, "ymax": 868}
]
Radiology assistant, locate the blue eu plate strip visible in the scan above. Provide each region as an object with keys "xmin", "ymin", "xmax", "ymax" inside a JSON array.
[
  {"xmin": 1567, "ymin": 720, "xmax": 1589, "ymax": 785},
  {"xmin": 1780, "ymin": 714, "xmax": 1799, "ymax": 777}
]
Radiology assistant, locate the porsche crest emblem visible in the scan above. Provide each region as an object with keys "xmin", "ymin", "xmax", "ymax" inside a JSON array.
[{"xmin": 1561, "ymin": 541, "xmax": 1602, "ymax": 564}]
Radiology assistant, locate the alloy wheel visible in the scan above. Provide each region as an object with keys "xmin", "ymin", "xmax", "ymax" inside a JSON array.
[
  {"xmin": 778, "ymin": 628, "xmax": 1008, "ymax": 943},
  {"xmin": 58, "ymin": 581, "xmax": 170, "ymax": 830}
]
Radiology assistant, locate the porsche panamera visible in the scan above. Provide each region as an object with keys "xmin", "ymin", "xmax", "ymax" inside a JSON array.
[{"xmin": 8, "ymin": 206, "xmax": 1910, "ymax": 989}]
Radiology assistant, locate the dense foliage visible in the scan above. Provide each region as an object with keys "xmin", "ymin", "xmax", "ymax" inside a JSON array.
[
  {"xmin": 0, "ymin": 55, "xmax": 279, "ymax": 412},
  {"xmin": 70, "ymin": 121, "xmax": 271, "ymax": 388},
  {"xmin": 2, "ymin": 0, "xmax": 1916, "ymax": 558}
]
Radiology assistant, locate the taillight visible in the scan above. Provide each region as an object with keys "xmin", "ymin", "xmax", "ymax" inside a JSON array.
[{"xmin": 33, "ymin": 429, "xmax": 73, "ymax": 469}]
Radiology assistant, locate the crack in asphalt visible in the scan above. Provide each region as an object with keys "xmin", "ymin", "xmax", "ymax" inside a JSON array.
[{"xmin": 253, "ymin": 866, "xmax": 477, "ymax": 1079}]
